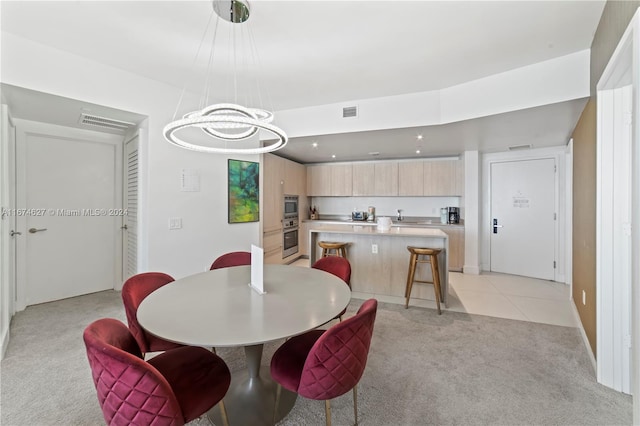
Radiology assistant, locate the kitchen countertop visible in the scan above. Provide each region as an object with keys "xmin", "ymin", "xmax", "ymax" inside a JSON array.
[
  {"xmin": 301, "ymin": 217, "xmax": 464, "ymax": 228},
  {"xmin": 306, "ymin": 223, "xmax": 449, "ymax": 238}
]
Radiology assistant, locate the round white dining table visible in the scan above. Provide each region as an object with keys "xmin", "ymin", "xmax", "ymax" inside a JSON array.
[{"xmin": 137, "ymin": 264, "xmax": 351, "ymax": 426}]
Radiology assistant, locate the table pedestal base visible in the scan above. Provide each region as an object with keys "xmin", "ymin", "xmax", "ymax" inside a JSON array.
[{"xmin": 208, "ymin": 344, "xmax": 297, "ymax": 425}]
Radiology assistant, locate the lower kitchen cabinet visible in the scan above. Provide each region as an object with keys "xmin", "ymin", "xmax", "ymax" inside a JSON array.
[
  {"xmin": 440, "ymin": 227, "xmax": 464, "ymax": 271},
  {"xmin": 263, "ymin": 229, "xmax": 283, "ymax": 264}
]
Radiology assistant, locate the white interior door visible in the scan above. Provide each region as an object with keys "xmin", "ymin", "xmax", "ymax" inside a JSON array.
[
  {"xmin": 490, "ymin": 158, "xmax": 556, "ymax": 280},
  {"xmin": 16, "ymin": 121, "xmax": 122, "ymax": 307}
]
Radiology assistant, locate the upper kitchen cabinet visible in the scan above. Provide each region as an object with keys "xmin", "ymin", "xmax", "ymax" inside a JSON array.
[
  {"xmin": 352, "ymin": 163, "xmax": 375, "ymax": 196},
  {"xmin": 374, "ymin": 162, "xmax": 398, "ymax": 196},
  {"xmin": 424, "ymin": 159, "xmax": 463, "ymax": 196},
  {"xmin": 307, "ymin": 164, "xmax": 352, "ymax": 196},
  {"xmin": 263, "ymin": 154, "xmax": 285, "ymax": 233},
  {"xmin": 398, "ymin": 161, "xmax": 424, "ymax": 196},
  {"xmin": 284, "ymin": 159, "xmax": 306, "ymax": 196},
  {"xmin": 263, "ymin": 154, "xmax": 307, "ymax": 233}
]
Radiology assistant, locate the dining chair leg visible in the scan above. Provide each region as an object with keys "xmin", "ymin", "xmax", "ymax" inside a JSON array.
[
  {"xmin": 325, "ymin": 400, "xmax": 332, "ymax": 426},
  {"xmin": 273, "ymin": 384, "xmax": 282, "ymax": 425},
  {"xmin": 219, "ymin": 399, "xmax": 229, "ymax": 426},
  {"xmin": 211, "ymin": 347, "xmax": 217, "ymax": 355},
  {"xmin": 353, "ymin": 385, "xmax": 358, "ymax": 425}
]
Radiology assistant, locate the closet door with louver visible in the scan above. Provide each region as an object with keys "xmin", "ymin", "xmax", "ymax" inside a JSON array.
[{"xmin": 123, "ymin": 135, "xmax": 138, "ymax": 279}]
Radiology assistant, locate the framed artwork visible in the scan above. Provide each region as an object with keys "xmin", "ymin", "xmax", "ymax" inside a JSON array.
[{"xmin": 228, "ymin": 159, "xmax": 260, "ymax": 223}]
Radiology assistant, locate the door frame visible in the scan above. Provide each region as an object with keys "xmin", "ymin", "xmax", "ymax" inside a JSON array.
[
  {"xmin": 0, "ymin": 104, "xmax": 16, "ymax": 359},
  {"xmin": 596, "ymin": 9, "xmax": 639, "ymax": 408},
  {"xmin": 481, "ymin": 146, "xmax": 569, "ymax": 283},
  {"xmin": 13, "ymin": 119, "xmax": 124, "ymax": 311}
]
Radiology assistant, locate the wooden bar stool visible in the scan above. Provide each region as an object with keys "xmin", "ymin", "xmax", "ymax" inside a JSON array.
[
  {"xmin": 405, "ymin": 246, "xmax": 443, "ymax": 314},
  {"xmin": 318, "ymin": 241, "xmax": 348, "ymax": 258}
]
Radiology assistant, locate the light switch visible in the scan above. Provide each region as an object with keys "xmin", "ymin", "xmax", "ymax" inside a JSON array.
[{"xmin": 169, "ymin": 217, "xmax": 182, "ymax": 230}]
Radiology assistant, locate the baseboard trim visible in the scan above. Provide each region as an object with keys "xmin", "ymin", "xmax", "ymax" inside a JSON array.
[
  {"xmin": 1, "ymin": 325, "xmax": 9, "ymax": 361},
  {"xmin": 571, "ymin": 300, "xmax": 596, "ymax": 374},
  {"xmin": 463, "ymin": 265, "xmax": 480, "ymax": 275}
]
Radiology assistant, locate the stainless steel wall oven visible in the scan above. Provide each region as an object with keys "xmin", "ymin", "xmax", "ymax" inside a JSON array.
[{"xmin": 283, "ymin": 195, "xmax": 299, "ymax": 258}]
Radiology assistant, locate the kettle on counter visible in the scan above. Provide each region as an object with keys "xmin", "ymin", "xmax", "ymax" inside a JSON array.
[{"xmin": 376, "ymin": 216, "xmax": 392, "ymax": 231}]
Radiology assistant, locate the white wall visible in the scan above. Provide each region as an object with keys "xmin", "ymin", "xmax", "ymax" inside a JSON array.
[
  {"xmin": 463, "ymin": 151, "xmax": 481, "ymax": 274},
  {"xmin": 275, "ymin": 50, "xmax": 590, "ymax": 139},
  {"xmin": 1, "ymin": 32, "xmax": 259, "ymax": 280}
]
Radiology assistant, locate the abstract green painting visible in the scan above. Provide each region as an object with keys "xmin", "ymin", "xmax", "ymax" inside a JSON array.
[{"xmin": 228, "ymin": 159, "xmax": 260, "ymax": 223}]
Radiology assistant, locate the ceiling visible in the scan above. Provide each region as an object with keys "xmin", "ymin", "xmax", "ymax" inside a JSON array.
[{"xmin": 0, "ymin": 1, "xmax": 605, "ymax": 163}]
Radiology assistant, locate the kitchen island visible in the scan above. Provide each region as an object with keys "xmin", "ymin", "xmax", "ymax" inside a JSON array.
[{"xmin": 308, "ymin": 224, "xmax": 449, "ymax": 307}]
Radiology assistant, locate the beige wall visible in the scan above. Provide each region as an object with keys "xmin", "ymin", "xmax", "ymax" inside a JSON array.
[
  {"xmin": 572, "ymin": 1, "xmax": 639, "ymax": 357},
  {"xmin": 572, "ymin": 99, "xmax": 596, "ymax": 355}
]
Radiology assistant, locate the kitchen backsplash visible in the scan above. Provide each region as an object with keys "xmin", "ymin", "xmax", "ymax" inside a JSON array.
[{"xmin": 309, "ymin": 196, "xmax": 462, "ymax": 219}]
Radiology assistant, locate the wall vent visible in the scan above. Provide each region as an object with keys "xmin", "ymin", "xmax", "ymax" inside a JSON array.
[
  {"xmin": 79, "ymin": 113, "xmax": 135, "ymax": 132},
  {"xmin": 342, "ymin": 106, "xmax": 358, "ymax": 118},
  {"xmin": 508, "ymin": 144, "xmax": 532, "ymax": 151}
]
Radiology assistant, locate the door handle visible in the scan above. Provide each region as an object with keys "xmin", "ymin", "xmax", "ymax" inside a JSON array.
[
  {"xmin": 28, "ymin": 227, "xmax": 47, "ymax": 234},
  {"xmin": 492, "ymin": 219, "xmax": 503, "ymax": 234},
  {"xmin": 121, "ymin": 224, "xmax": 128, "ymax": 230},
  {"xmin": 10, "ymin": 230, "xmax": 21, "ymax": 236}
]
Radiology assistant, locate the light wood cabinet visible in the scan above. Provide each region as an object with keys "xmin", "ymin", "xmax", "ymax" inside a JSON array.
[
  {"xmin": 263, "ymin": 154, "xmax": 284, "ymax": 233},
  {"xmin": 455, "ymin": 159, "xmax": 465, "ymax": 196},
  {"xmin": 284, "ymin": 159, "xmax": 306, "ymax": 196},
  {"xmin": 398, "ymin": 161, "xmax": 424, "ymax": 196},
  {"xmin": 263, "ymin": 154, "xmax": 308, "ymax": 264},
  {"xmin": 299, "ymin": 222, "xmax": 310, "ymax": 256},
  {"xmin": 307, "ymin": 164, "xmax": 352, "ymax": 196},
  {"xmin": 440, "ymin": 226, "xmax": 464, "ymax": 271},
  {"xmin": 331, "ymin": 164, "xmax": 353, "ymax": 196},
  {"xmin": 374, "ymin": 162, "xmax": 398, "ymax": 196},
  {"xmin": 424, "ymin": 159, "xmax": 463, "ymax": 196},
  {"xmin": 263, "ymin": 229, "xmax": 283, "ymax": 264},
  {"xmin": 307, "ymin": 159, "xmax": 463, "ymax": 197},
  {"xmin": 306, "ymin": 165, "xmax": 331, "ymax": 196},
  {"xmin": 352, "ymin": 163, "xmax": 375, "ymax": 196}
]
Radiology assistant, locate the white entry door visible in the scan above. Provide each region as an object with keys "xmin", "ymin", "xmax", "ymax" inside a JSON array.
[
  {"xmin": 490, "ymin": 158, "xmax": 556, "ymax": 280},
  {"xmin": 16, "ymin": 121, "xmax": 122, "ymax": 307}
]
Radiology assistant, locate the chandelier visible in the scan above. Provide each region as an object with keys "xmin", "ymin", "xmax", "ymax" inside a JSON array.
[{"xmin": 163, "ymin": 0, "xmax": 287, "ymax": 154}]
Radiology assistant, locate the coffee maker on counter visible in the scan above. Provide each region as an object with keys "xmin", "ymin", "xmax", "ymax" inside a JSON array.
[{"xmin": 447, "ymin": 207, "xmax": 460, "ymax": 224}]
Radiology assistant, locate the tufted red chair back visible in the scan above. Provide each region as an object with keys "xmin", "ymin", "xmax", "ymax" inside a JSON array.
[
  {"xmin": 311, "ymin": 256, "xmax": 351, "ymax": 287},
  {"xmin": 83, "ymin": 318, "xmax": 184, "ymax": 425},
  {"xmin": 298, "ymin": 298, "xmax": 377, "ymax": 400},
  {"xmin": 122, "ymin": 272, "xmax": 184, "ymax": 354},
  {"xmin": 312, "ymin": 256, "xmax": 352, "ymax": 320},
  {"xmin": 209, "ymin": 251, "xmax": 251, "ymax": 270}
]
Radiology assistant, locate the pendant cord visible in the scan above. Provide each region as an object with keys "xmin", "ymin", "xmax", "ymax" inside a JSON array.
[
  {"xmin": 171, "ymin": 10, "xmax": 215, "ymax": 121},
  {"xmin": 202, "ymin": 14, "xmax": 221, "ymax": 109}
]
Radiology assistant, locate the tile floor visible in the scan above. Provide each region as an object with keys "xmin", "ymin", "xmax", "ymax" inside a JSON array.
[{"xmin": 289, "ymin": 257, "xmax": 576, "ymax": 328}]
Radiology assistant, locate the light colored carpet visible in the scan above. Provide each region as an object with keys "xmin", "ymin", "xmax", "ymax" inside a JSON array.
[{"xmin": 0, "ymin": 290, "xmax": 632, "ymax": 426}]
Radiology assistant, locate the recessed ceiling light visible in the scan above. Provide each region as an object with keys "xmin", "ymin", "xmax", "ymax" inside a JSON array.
[
  {"xmin": 331, "ymin": 154, "xmax": 336, "ymax": 159},
  {"xmin": 368, "ymin": 151, "xmax": 380, "ymax": 156},
  {"xmin": 416, "ymin": 134, "xmax": 423, "ymax": 140},
  {"xmin": 312, "ymin": 142, "xmax": 318, "ymax": 148},
  {"xmin": 416, "ymin": 149, "xmax": 421, "ymax": 154}
]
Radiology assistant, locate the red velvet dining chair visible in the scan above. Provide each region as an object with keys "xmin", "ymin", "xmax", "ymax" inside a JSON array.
[
  {"xmin": 311, "ymin": 256, "xmax": 352, "ymax": 321},
  {"xmin": 121, "ymin": 272, "xmax": 185, "ymax": 357},
  {"xmin": 83, "ymin": 318, "xmax": 231, "ymax": 426},
  {"xmin": 270, "ymin": 298, "xmax": 378, "ymax": 426},
  {"xmin": 210, "ymin": 251, "xmax": 252, "ymax": 270}
]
